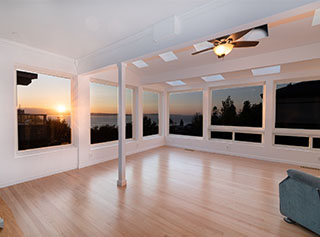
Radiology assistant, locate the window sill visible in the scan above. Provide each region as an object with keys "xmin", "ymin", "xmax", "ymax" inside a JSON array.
[
  {"xmin": 273, "ymin": 144, "xmax": 315, "ymax": 152},
  {"xmin": 15, "ymin": 144, "xmax": 76, "ymax": 159},
  {"xmin": 167, "ymin": 134, "xmax": 203, "ymax": 140},
  {"xmin": 142, "ymin": 134, "xmax": 162, "ymax": 141},
  {"xmin": 209, "ymin": 138, "xmax": 264, "ymax": 147},
  {"xmin": 90, "ymin": 139, "xmax": 136, "ymax": 150}
]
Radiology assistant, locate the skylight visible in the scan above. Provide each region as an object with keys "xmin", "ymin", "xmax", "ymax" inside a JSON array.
[
  {"xmin": 242, "ymin": 24, "xmax": 269, "ymax": 41},
  {"xmin": 132, "ymin": 60, "xmax": 148, "ymax": 68},
  {"xmin": 193, "ymin": 41, "xmax": 213, "ymax": 51},
  {"xmin": 251, "ymin": 65, "xmax": 281, "ymax": 76},
  {"xmin": 166, "ymin": 80, "xmax": 186, "ymax": 86},
  {"xmin": 201, "ymin": 74, "xmax": 224, "ymax": 82},
  {"xmin": 159, "ymin": 51, "xmax": 178, "ymax": 62},
  {"xmin": 312, "ymin": 8, "xmax": 320, "ymax": 26}
]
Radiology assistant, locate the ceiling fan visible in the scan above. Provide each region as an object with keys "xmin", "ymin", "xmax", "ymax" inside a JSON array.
[{"xmin": 192, "ymin": 27, "xmax": 262, "ymax": 58}]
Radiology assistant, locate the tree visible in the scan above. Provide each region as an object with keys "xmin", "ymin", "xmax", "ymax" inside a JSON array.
[
  {"xmin": 190, "ymin": 113, "xmax": 203, "ymax": 136},
  {"xmin": 220, "ymin": 96, "xmax": 237, "ymax": 125},
  {"xmin": 143, "ymin": 115, "xmax": 158, "ymax": 136},
  {"xmin": 211, "ymin": 106, "xmax": 220, "ymax": 125}
]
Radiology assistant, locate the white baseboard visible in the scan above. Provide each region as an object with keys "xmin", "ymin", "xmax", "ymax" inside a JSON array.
[
  {"xmin": 79, "ymin": 142, "xmax": 165, "ymax": 168},
  {"xmin": 0, "ymin": 166, "xmax": 77, "ymax": 189},
  {"xmin": 167, "ymin": 143, "xmax": 320, "ymax": 169}
]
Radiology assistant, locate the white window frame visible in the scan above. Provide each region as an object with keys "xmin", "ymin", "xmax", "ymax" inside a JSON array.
[
  {"xmin": 273, "ymin": 76, "xmax": 320, "ymax": 150},
  {"xmin": 167, "ymin": 88, "xmax": 204, "ymax": 139},
  {"xmin": 89, "ymin": 78, "xmax": 136, "ymax": 146},
  {"xmin": 209, "ymin": 82, "xmax": 266, "ymax": 144},
  {"xmin": 14, "ymin": 65, "xmax": 75, "ymax": 156}
]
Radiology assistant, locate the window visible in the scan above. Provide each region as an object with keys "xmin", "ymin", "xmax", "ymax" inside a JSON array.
[
  {"xmin": 90, "ymin": 82, "xmax": 133, "ymax": 144},
  {"xmin": 143, "ymin": 90, "xmax": 159, "ymax": 136},
  {"xmin": 276, "ymin": 80, "xmax": 320, "ymax": 129},
  {"xmin": 235, "ymin": 133, "xmax": 262, "ymax": 143},
  {"xmin": 274, "ymin": 79, "xmax": 320, "ymax": 149},
  {"xmin": 169, "ymin": 91, "xmax": 203, "ymax": 137},
  {"xmin": 313, "ymin": 138, "xmax": 320, "ymax": 149},
  {"xmin": 210, "ymin": 85, "xmax": 263, "ymax": 143},
  {"xmin": 211, "ymin": 131, "xmax": 232, "ymax": 140},
  {"xmin": 274, "ymin": 135, "xmax": 309, "ymax": 147},
  {"xmin": 211, "ymin": 86, "xmax": 263, "ymax": 127},
  {"xmin": 17, "ymin": 70, "xmax": 71, "ymax": 150}
]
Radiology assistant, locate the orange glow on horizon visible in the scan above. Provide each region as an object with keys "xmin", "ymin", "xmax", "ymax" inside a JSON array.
[{"xmin": 56, "ymin": 105, "xmax": 67, "ymax": 114}]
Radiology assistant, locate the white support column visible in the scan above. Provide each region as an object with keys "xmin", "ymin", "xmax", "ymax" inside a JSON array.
[
  {"xmin": 117, "ymin": 62, "xmax": 127, "ymax": 187},
  {"xmin": 203, "ymin": 87, "xmax": 209, "ymax": 140}
]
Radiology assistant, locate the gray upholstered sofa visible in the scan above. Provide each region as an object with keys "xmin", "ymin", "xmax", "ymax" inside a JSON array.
[{"xmin": 279, "ymin": 169, "xmax": 320, "ymax": 235}]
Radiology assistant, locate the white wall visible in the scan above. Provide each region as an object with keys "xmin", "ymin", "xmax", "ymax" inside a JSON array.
[
  {"xmin": 0, "ymin": 40, "xmax": 165, "ymax": 188},
  {"xmin": 77, "ymin": 71, "xmax": 165, "ymax": 169},
  {"xmin": 165, "ymin": 71, "xmax": 320, "ymax": 168},
  {"xmin": 0, "ymin": 39, "xmax": 78, "ymax": 188}
]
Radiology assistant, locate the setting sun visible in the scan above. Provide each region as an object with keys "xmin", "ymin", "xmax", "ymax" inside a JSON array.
[{"xmin": 56, "ymin": 105, "xmax": 66, "ymax": 114}]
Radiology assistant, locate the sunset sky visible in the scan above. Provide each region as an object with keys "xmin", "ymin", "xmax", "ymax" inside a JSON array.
[
  {"xmin": 90, "ymin": 82, "xmax": 133, "ymax": 114},
  {"xmin": 17, "ymin": 73, "xmax": 71, "ymax": 115},
  {"xmin": 212, "ymin": 86, "xmax": 263, "ymax": 112},
  {"xmin": 18, "ymin": 72, "xmax": 262, "ymax": 116},
  {"xmin": 18, "ymin": 73, "xmax": 161, "ymax": 115},
  {"xmin": 169, "ymin": 91, "xmax": 202, "ymax": 115},
  {"xmin": 143, "ymin": 90, "xmax": 158, "ymax": 114}
]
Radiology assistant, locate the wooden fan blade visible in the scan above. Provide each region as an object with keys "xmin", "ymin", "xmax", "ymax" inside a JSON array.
[
  {"xmin": 208, "ymin": 37, "xmax": 227, "ymax": 43},
  {"xmin": 228, "ymin": 29, "xmax": 251, "ymax": 41},
  {"xmin": 192, "ymin": 47, "xmax": 214, "ymax": 55},
  {"xmin": 232, "ymin": 41, "xmax": 259, "ymax": 47}
]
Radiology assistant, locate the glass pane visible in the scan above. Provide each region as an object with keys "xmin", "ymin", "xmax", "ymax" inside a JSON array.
[
  {"xmin": 313, "ymin": 138, "xmax": 320, "ymax": 149},
  {"xmin": 169, "ymin": 91, "xmax": 203, "ymax": 137},
  {"xmin": 90, "ymin": 83, "xmax": 133, "ymax": 144},
  {"xmin": 143, "ymin": 91, "xmax": 159, "ymax": 136},
  {"xmin": 212, "ymin": 86, "xmax": 263, "ymax": 127},
  {"xmin": 274, "ymin": 135, "xmax": 309, "ymax": 147},
  {"xmin": 235, "ymin": 133, "xmax": 261, "ymax": 143},
  {"xmin": 276, "ymin": 80, "xmax": 320, "ymax": 129},
  {"xmin": 17, "ymin": 70, "xmax": 71, "ymax": 150},
  {"xmin": 211, "ymin": 131, "xmax": 232, "ymax": 140}
]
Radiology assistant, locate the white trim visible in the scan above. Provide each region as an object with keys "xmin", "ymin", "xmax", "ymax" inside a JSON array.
[
  {"xmin": 210, "ymin": 126, "xmax": 264, "ymax": 133},
  {"xmin": 142, "ymin": 134, "xmax": 162, "ymax": 141},
  {"xmin": 15, "ymin": 144, "xmax": 76, "ymax": 159},
  {"xmin": 167, "ymin": 134, "xmax": 203, "ymax": 140}
]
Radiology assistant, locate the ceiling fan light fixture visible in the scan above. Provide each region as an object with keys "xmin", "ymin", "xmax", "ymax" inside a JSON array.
[{"xmin": 213, "ymin": 43, "xmax": 234, "ymax": 57}]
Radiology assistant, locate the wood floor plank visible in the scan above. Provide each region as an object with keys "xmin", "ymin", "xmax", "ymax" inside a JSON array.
[{"xmin": 0, "ymin": 146, "xmax": 318, "ymax": 236}]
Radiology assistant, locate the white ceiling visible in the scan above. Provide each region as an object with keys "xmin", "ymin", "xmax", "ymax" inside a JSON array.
[
  {"xmin": 125, "ymin": 12, "xmax": 320, "ymax": 86},
  {"xmin": 0, "ymin": 0, "xmax": 212, "ymax": 59}
]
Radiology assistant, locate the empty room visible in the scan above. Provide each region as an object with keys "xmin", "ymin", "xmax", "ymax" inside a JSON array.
[{"xmin": 1, "ymin": 1, "xmax": 320, "ymax": 236}]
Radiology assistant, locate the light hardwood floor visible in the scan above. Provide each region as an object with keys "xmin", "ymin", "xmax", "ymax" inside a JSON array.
[{"xmin": 0, "ymin": 146, "xmax": 319, "ymax": 236}]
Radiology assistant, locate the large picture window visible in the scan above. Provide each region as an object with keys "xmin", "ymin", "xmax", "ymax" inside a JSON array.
[
  {"xmin": 90, "ymin": 82, "xmax": 133, "ymax": 144},
  {"xmin": 276, "ymin": 80, "xmax": 320, "ymax": 129},
  {"xmin": 211, "ymin": 86, "xmax": 263, "ymax": 127},
  {"xmin": 143, "ymin": 90, "xmax": 159, "ymax": 136},
  {"xmin": 17, "ymin": 70, "xmax": 71, "ymax": 150},
  {"xmin": 169, "ymin": 91, "xmax": 203, "ymax": 137}
]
